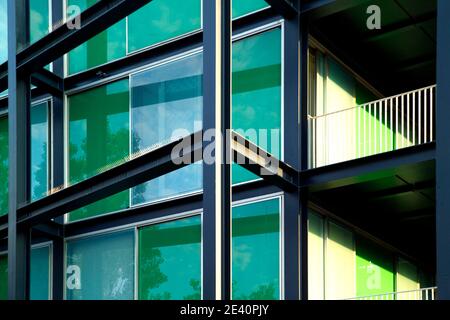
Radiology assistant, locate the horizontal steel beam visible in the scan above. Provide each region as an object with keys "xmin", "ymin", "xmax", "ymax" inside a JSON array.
[
  {"xmin": 0, "ymin": 130, "xmax": 297, "ymax": 235},
  {"xmin": 264, "ymin": 0, "xmax": 298, "ymax": 19},
  {"xmin": 302, "ymin": 142, "xmax": 436, "ymax": 192},
  {"xmin": 64, "ymin": 8, "xmax": 278, "ymax": 92},
  {"xmin": 0, "ymin": 0, "xmax": 153, "ymax": 86},
  {"xmin": 231, "ymin": 131, "xmax": 298, "ymax": 191},
  {"xmin": 31, "ymin": 68, "xmax": 64, "ymax": 97},
  {"xmin": 301, "ymin": 0, "xmax": 370, "ymax": 21}
]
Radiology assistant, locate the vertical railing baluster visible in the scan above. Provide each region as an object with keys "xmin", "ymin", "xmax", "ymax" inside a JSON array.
[
  {"xmin": 425, "ymin": 88, "xmax": 428, "ymax": 143},
  {"xmin": 413, "ymin": 91, "xmax": 416, "ymax": 146},
  {"xmin": 407, "ymin": 93, "xmax": 410, "ymax": 147},
  {"xmin": 384, "ymin": 99, "xmax": 387, "ymax": 152},
  {"xmin": 419, "ymin": 90, "xmax": 422, "ymax": 145},
  {"xmin": 431, "ymin": 86, "xmax": 434, "ymax": 141}
]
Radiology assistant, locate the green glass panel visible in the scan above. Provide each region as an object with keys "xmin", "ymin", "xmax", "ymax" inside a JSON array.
[
  {"xmin": 128, "ymin": 0, "xmax": 201, "ymax": 53},
  {"xmin": 30, "ymin": 245, "xmax": 50, "ymax": 300},
  {"xmin": 67, "ymin": 0, "xmax": 126, "ymax": 74},
  {"xmin": 31, "ymin": 102, "xmax": 48, "ymax": 201},
  {"xmin": 29, "ymin": 0, "xmax": 50, "ymax": 44},
  {"xmin": 232, "ymin": 28, "xmax": 282, "ymax": 184},
  {"xmin": 66, "ymin": 230, "xmax": 135, "ymax": 300},
  {"xmin": 0, "ymin": 254, "xmax": 6, "ymax": 300},
  {"xmin": 356, "ymin": 237, "xmax": 394, "ymax": 297},
  {"xmin": 131, "ymin": 53, "xmax": 203, "ymax": 205},
  {"xmin": 68, "ymin": 79, "xmax": 130, "ymax": 222},
  {"xmin": 138, "ymin": 216, "xmax": 201, "ymax": 300},
  {"xmin": 0, "ymin": 116, "xmax": 8, "ymax": 217},
  {"xmin": 232, "ymin": 198, "xmax": 280, "ymax": 300},
  {"xmin": 0, "ymin": 0, "xmax": 7, "ymax": 64},
  {"xmin": 233, "ymin": 0, "xmax": 269, "ymax": 18}
]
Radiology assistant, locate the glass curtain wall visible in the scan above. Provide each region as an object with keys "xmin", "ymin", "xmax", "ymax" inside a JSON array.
[
  {"xmin": 67, "ymin": 27, "xmax": 282, "ymax": 222},
  {"xmin": 308, "ymin": 211, "xmax": 431, "ymax": 300},
  {"xmin": 67, "ymin": 0, "xmax": 271, "ymax": 74}
]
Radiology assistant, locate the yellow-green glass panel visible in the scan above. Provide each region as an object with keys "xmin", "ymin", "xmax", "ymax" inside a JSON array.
[
  {"xmin": 356, "ymin": 237, "xmax": 395, "ymax": 298},
  {"xmin": 67, "ymin": 79, "xmax": 130, "ymax": 222}
]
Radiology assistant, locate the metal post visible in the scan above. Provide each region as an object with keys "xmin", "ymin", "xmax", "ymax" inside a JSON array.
[
  {"xmin": 283, "ymin": 0, "xmax": 301, "ymax": 300},
  {"xmin": 7, "ymin": 0, "xmax": 31, "ymax": 300},
  {"xmin": 436, "ymin": 0, "xmax": 450, "ymax": 301},
  {"xmin": 202, "ymin": 0, "xmax": 232, "ymax": 300},
  {"xmin": 299, "ymin": 9, "xmax": 309, "ymax": 301},
  {"xmin": 51, "ymin": 0, "xmax": 65, "ymax": 301}
]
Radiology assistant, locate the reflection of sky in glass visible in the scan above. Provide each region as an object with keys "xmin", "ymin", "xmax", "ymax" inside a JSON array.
[
  {"xmin": 131, "ymin": 53, "xmax": 202, "ymax": 204},
  {"xmin": 0, "ymin": 0, "xmax": 7, "ymax": 64},
  {"xmin": 31, "ymin": 102, "xmax": 48, "ymax": 200}
]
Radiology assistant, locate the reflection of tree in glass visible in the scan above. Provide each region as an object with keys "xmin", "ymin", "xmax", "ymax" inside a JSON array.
[
  {"xmin": 183, "ymin": 279, "xmax": 201, "ymax": 300},
  {"xmin": 232, "ymin": 281, "xmax": 277, "ymax": 300},
  {"xmin": 131, "ymin": 130, "xmax": 147, "ymax": 205},
  {"xmin": 0, "ymin": 122, "xmax": 8, "ymax": 215},
  {"xmin": 141, "ymin": 247, "xmax": 169, "ymax": 300}
]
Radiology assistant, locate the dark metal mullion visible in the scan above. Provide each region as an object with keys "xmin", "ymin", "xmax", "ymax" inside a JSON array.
[
  {"xmin": 7, "ymin": 0, "xmax": 31, "ymax": 300},
  {"xmin": 50, "ymin": 0, "xmax": 65, "ymax": 301},
  {"xmin": 283, "ymin": 0, "xmax": 301, "ymax": 300},
  {"xmin": 202, "ymin": 0, "xmax": 232, "ymax": 300},
  {"xmin": 436, "ymin": 0, "xmax": 450, "ymax": 300}
]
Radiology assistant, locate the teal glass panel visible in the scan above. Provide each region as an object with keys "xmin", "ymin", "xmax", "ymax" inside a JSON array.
[
  {"xmin": 0, "ymin": 116, "xmax": 7, "ymax": 217},
  {"xmin": 232, "ymin": 28, "xmax": 282, "ymax": 184},
  {"xmin": 30, "ymin": 245, "xmax": 50, "ymax": 300},
  {"xmin": 233, "ymin": 0, "xmax": 269, "ymax": 18},
  {"xmin": 128, "ymin": 0, "xmax": 201, "ymax": 53},
  {"xmin": 138, "ymin": 215, "xmax": 201, "ymax": 300},
  {"xmin": 0, "ymin": 0, "xmax": 6, "ymax": 64},
  {"xmin": 67, "ymin": 0, "xmax": 126, "ymax": 74},
  {"xmin": 66, "ymin": 230, "xmax": 135, "ymax": 300},
  {"xmin": 67, "ymin": 79, "xmax": 130, "ymax": 222},
  {"xmin": 29, "ymin": 0, "xmax": 50, "ymax": 44},
  {"xmin": 0, "ymin": 254, "xmax": 6, "ymax": 300},
  {"xmin": 131, "ymin": 53, "xmax": 203, "ymax": 205},
  {"xmin": 232, "ymin": 198, "xmax": 280, "ymax": 300},
  {"xmin": 31, "ymin": 102, "xmax": 48, "ymax": 201}
]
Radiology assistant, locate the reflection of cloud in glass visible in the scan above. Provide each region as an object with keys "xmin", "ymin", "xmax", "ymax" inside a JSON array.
[
  {"xmin": 0, "ymin": 0, "xmax": 7, "ymax": 64},
  {"xmin": 233, "ymin": 244, "xmax": 252, "ymax": 271}
]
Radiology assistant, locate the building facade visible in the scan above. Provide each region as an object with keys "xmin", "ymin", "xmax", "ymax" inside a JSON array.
[{"xmin": 0, "ymin": 0, "xmax": 448, "ymax": 300}]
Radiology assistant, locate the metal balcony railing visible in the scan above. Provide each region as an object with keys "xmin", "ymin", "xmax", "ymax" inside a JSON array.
[
  {"xmin": 346, "ymin": 287, "xmax": 437, "ymax": 301},
  {"xmin": 308, "ymin": 85, "xmax": 436, "ymax": 168}
]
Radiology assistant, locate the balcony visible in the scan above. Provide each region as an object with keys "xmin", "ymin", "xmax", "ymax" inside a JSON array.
[
  {"xmin": 308, "ymin": 85, "xmax": 436, "ymax": 168},
  {"xmin": 347, "ymin": 287, "xmax": 437, "ymax": 301}
]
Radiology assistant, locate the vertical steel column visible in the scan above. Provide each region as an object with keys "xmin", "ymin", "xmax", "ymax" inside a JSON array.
[
  {"xmin": 436, "ymin": 0, "xmax": 450, "ymax": 301},
  {"xmin": 202, "ymin": 0, "xmax": 232, "ymax": 300},
  {"xmin": 283, "ymin": 0, "xmax": 301, "ymax": 300},
  {"xmin": 298, "ymin": 9, "xmax": 309, "ymax": 301},
  {"xmin": 51, "ymin": 0, "xmax": 65, "ymax": 301},
  {"xmin": 7, "ymin": 0, "xmax": 31, "ymax": 300}
]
